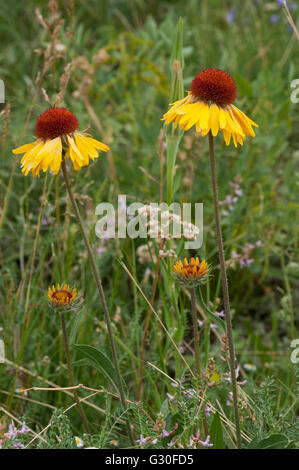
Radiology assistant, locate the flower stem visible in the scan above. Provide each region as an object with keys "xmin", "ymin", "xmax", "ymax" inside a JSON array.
[
  {"xmin": 190, "ymin": 288, "xmax": 209, "ymax": 436},
  {"xmin": 190, "ymin": 288, "xmax": 201, "ymax": 377},
  {"xmin": 60, "ymin": 311, "xmax": 91, "ymax": 433},
  {"xmin": 61, "ymin": 159, "xmax": 134, "ymax": 445},
  {"xmin": 208, "ymin": 131, "xmax": 241, "ymax": 448}
]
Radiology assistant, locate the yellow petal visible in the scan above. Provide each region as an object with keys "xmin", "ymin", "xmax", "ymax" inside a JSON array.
[
  {"xmin": 78, "ymin": 134, "xmax": 109, "ymax": 152},
  {"xmin": 13, "ymin": 141, "xmax": 39, "ymax": 155},
  {"xmin": 210, "ymin": 104, "xmax": 220, "ymax": 137},
  {"xmin": 199, "ymin": 103, "xmax": 211, "ymax": 131}
]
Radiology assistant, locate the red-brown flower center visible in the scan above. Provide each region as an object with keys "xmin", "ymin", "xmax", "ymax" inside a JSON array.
[
  {"xmin": 35, "ymin": 107, "xmax": 79, "ymax": 140},
  {"xmin": 182, "ymin": 265, "xmax": 199, "ymax": 276},
  {"xmin": 51, "ymin": 290, "xmax": 73, "ymax": 305},
  {"xmin": 190, "ymin": 68, "xmax": 237, "ymax": 105}
]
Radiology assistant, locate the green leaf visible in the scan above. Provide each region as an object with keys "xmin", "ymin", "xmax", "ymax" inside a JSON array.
[
  {"xmin": 248, "ymin": 434, "xmax": 288, "ymax": 449},
  {"xmin": 209, "ymin": 412, "xmax": 224, "ymax": 449},
  {"xmin": 72, "ymin": 344, "xmax": 120, "ymax": 393},
  {"xmin": 68, "ymin": 311, "xmax": 83, "ymax": 345}
]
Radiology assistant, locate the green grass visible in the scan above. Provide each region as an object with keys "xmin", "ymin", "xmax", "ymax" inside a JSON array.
[{"xmin": 0, "ymin": 0, "xmax": 298, "ymax": 449}]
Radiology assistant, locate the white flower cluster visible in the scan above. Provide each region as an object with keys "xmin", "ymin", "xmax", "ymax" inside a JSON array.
[{"xmin": 137, "ymin": 205, "xmax": 200, "ymax": 241}]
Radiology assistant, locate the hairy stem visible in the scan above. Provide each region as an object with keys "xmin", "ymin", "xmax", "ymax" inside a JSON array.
[
  {"xmin": 190, "ymin": 288, "xmax": 209, "ymax": 436},
  {"xmin": 208, "ymin": 131, "xmax": 241, "ymax": 448},
  {"xmin": 190, "ymin": 288, "xmax": 201, "ymax": 377}
]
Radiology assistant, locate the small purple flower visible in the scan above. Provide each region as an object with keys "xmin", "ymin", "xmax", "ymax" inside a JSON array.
[
  {"xmin": 237, "ymin": 379, "xmax": 248, "ymax": 386},
  {"xmin": 215, "ymin": 310, "xmax": 225, "ymax": 318},
  {"xmin": 42, "ymin": 217, "xmax": 50, "ymax": 226},
  {"xmin": 270, "ymin": 14, "xmax": 279, "ymax": 23},
  {"xmin": 226, "ymin": 9, "xmax": 235, "ymax": 24},
  {"xmin": 13, "ymin": 441, "xmax": 25, "ymax": 449},
  {"xmin": 136, "ymin": 434, "xmax": 148, "ymax": 445},
  {"xmin": 4, "ymin": 420, "xmax": 18, "ymax": 439},
  {"xmin": 19, "ymin": 422, "xmax": 30, "ymax": 435},
  {"xmin": 199, "ymin": 435, "xmax": 213, "ymax": 448}
]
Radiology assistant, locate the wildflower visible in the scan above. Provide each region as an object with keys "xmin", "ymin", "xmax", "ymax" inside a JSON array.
[
  {"xmin": 13, "ymin": 442, "xmax": 25, "ymax": 449},
  {"xmin": 229, "ymin": 240, "xmax": 263, "ymax": 270},
  {"xmin": 75, "ymin": 436, "xmax": 84, "ymax": 448},
  {"xmin": 243, "ymin": 363, "xmax": 257, "ymax": 372},
  {"xmin": 19, "ymin": 422, "xmax": 30, "ymax": 435},
  {"xmin": 48, "ymin": 283, "xmax": 77, "ymax": 310},
  {"xmin": 226, "ymin": 9, "xmax": 235, "ymax": 24},
  {"xmin": 277, "ymin": 0, "xmax": 297, "ymax": 8},
  {"xmin": 136, "ymin": 435, "xmax": 150, "ymax": 446},
  {"xmin": 136, "ymin": 241, "xmax": 158, "ymax": 264},
  {"xmin": 215, "ymin": 310, "xmax": 225, "ymax": 317},
  {"xmin": 270, "ymin": 14, "xmax": 279, "ymax": 23},
  {"xmin": 162, "ymin": 68, "xmax": 258, "ymax": 147},
  {"xmin": 219, "ymin": 175, "xmax": 243, "ymax": 216},
  {"xmin": 204, "ymin": 358, "xmax": 221, "ymax": 386},
  {"xmin": 199, "ymin": 435, "xmax": 213, "ymax": 448},
  {"xmin": 225, "ymin": 366, "xmax": 240, "ymax": 383},
  {"xmin": 238, "ymin": 380, "xmax": 248, "ymax": 386},
  {"xmin": 4, "ymin": 420, "xmax": 18, "ymax": 439},
  {"xmin": 173, "ymin": 257, "xmax": 209, "ymax": 287},
  {"xmin": 188, "ymin": 431, "xmax": 213, "ymax": 448},
  {"xmin": 204, "ymin": 405, "xmax": 213, "ymax": 417},
  {"xmin": 4, "ymin": 419, "xmax": 29, "ymax": 449},
  {"xmin": 13, "ymin": 107, "xmax": 109, "ymax": 177},
  {"xmin": 226, "ymin": 391, "xmax": 233, "ymax": 406}
]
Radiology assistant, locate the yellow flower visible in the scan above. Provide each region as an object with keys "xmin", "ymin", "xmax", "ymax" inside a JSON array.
[
  {"xmin": 48, "ymin": 283, "xmax": 77, "ymax": 309},
  {"xmin": 173, "ymin": 257, "xmax": 209, "ymax": 287},
  {"xmin": 13, "ymin": 107, "xmax": 109, "ymax": 177},
  {"xmin": 162, "ymin": 68, "xmax": 258, "ymax": 147}
]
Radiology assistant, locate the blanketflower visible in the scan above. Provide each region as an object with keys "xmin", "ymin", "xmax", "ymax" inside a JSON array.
[
  {"xmin": 173, "ymin": 257, "xmax": 209, "ymax": 287},
  {"xmin": 48, "ymin": 283, "xmax": 77, "ymax": 309},
  {"xmin": 13, "ymin": 107, "xmax": 109, "ymax": 177},
  {"xmin": 162, "ymin": 68, "xmax": 258, "ymax": 147}
]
